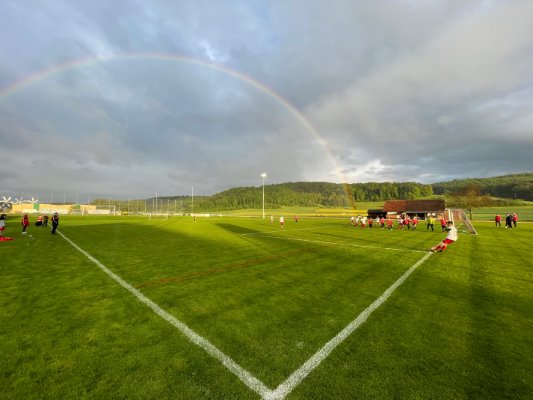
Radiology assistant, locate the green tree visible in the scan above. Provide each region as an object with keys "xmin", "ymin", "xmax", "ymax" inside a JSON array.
[{"xmin": 448, "ymin": 184, "xmax": 493, "ymax": 219}]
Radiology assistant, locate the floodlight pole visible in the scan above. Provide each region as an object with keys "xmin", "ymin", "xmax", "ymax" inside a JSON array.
[
  {"xmin": 155, "ymin": 192, "xmax": 158, "ymax": 215},
  {"xmin": 260, "ymin": 173, "xmax": 267, "ymax": 219}
]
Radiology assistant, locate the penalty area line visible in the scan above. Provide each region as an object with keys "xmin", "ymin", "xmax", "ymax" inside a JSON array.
[
  {"xmin": 57, "ymin": 230, "xmax": 272, "ymax": 399},
  {"xmin": 241, "ymin": 227, "xmax": 323, "ymax": 236},
  {"xmin": 266, "ymin": 251, "xmax": 433, "ymax": 400},
  {"xmin": 259, "ymin": 234, "xmax": 427, "ymax": 254}
]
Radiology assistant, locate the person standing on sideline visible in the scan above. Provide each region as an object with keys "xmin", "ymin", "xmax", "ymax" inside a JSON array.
[
  {"xmin": 279, "ymin": 215, "xmax": 285, "ymax": 229},
  {"xmin": 495, "ymin": 214, "xmax": 501, "ymax": 227},
  {"xmin": 512, "ymin": 213, "xmax": 518, "ymax": 228},
  {"xmin": 51, "ymin": 212, "xmax": 59, "ymax": 235},
  {"xmin": 0, "ymin": 214, "xmax": 6, "ymax": 236},
  {"xmin": 431, "ymin": 221, "xmax": 458, "ymax": 252},
  {"xmin": 505, "ymin": 213, "xmax": 512, "ymax": 228},
  {"xmin": 21, "ymin": 214, "xmax": 29, "ymax": 234},
  {"xmin": 43, "ymin": 214, "xmax": 49, "ymax": 227}
]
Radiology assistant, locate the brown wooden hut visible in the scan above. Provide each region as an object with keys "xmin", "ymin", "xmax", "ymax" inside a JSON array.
[{"xmin": 382, "ymin": 199, "xmax": 445, "ymax": 220}]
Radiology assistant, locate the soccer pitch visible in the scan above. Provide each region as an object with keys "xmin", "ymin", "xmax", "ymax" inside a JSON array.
[{"xmin": 1, "ymin": 216, "xmax": 532, "ymax": 399}]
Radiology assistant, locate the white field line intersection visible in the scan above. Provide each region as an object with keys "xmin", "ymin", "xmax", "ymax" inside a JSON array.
[
  {"xmin": 59, "ymin": 230, "xmax": 432, "ymax": 400},
  {"xmin": 266, "ymin": 251, "xmax": 433, "ymax": 400}
]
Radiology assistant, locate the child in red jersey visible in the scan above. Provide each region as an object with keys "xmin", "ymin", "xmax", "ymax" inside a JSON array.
[
  {"xmin": 440, "ymin": 217, "xmax": 447, "ymax": 232},
  {"xmin": 404, "ymin": 215, "xmax": 411, "ymax": 230},
  {"xmin": 21, "ymin": 214, "xmax": 29, "ymax": 233}
]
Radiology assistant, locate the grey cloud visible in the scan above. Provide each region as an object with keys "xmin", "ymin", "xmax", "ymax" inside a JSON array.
[{"xmin": 1, "ymin": 0, "xmax": 531, "ymax": 197}]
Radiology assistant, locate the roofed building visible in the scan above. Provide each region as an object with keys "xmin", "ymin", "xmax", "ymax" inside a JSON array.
[{"xmin": 382, "ymin": 199, "xmax": 445, "ymax": 219}]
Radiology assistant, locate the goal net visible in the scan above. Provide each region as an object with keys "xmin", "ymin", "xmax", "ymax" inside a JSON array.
[{"xmin": 449, "ymin": 209, "xmax": 477, "ymax": 235}]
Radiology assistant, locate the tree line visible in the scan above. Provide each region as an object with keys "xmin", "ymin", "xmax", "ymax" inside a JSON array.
[
  {"xmin": 164, "ymin": 181, "xmax": 434, "ymax": 211},
  {"xmin": 432, "ymin": 173, "xmax": 533, "ymax": 201},
  {"xmin": 90, "ymin": 173, "xmax": 531, "ymax": 213},
  {"xmin": 182, "ymin": 173, "xmax": 532, "ymax": 211}
]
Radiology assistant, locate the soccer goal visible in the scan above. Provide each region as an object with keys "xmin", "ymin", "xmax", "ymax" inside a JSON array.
[{"xmin": 449, "ymin": 208, "xmax": 478, "ymax": 235}]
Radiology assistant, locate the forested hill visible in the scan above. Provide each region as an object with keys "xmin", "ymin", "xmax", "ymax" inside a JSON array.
[
  {"xmin": 192, "ymin": 181, "xmax": 434, "ymax": 210},
  {"xmin": 186, "ymin": 173, "xmax": 532, "ymax": 210},
  {"xmin": 432, "ymin": 173, "xmax": 533, "ymax": 200}
]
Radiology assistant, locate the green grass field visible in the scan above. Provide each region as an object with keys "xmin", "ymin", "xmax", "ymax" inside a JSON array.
[{"xmin": 1, "ymin": 215, "xmax": 532, "ymax": 399}]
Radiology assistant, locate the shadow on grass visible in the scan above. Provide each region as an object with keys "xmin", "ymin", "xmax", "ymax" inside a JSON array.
[{"xmin": 214, "ymin": 222, "xmax": 261, "ymax": 235}]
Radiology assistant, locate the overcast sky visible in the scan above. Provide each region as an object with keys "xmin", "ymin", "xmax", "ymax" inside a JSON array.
[{"xmin": 1, "ymin": 0, "xmax": 532, "ymax": 200}]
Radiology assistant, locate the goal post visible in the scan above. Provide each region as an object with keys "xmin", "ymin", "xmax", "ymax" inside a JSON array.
[{"xmin": 449, "ymin": 208, "xmax": 478, "ymax": 235}]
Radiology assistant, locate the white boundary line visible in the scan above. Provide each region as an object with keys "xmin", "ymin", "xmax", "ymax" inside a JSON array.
[
  {"xmin": 266, "ymin": 251, "xmax": 433, "ymax": 400},
  {"xmin": 57, "ymin": 231, "xmax": 272, "ymax": 399},
  {"xmin": 59, "ymin": 229, "xmax": 432, "ymax": 400}
]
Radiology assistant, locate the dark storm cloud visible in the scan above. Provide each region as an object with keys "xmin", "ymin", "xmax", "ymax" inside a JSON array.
[{"xmin": 0, "ymin": 0, "xmax": 531, "ymax": 198}]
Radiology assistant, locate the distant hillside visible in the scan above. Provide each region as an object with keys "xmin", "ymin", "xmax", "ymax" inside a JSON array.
[
  {"xmin": 432, "ymin": 173, "xmax": 533, "ymax": 201},
  {"xmin": 178, "ymin": 181, "xmax": 434, "ymax": 211},
  {"xmin": 151, "ymin": 173, "xmax": 532, "ymax": 212}
]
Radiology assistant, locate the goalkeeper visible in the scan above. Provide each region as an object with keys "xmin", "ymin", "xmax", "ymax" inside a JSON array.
[{"xmin": 430, "ymin": 221, "xmax": 457, "ymax": 252}]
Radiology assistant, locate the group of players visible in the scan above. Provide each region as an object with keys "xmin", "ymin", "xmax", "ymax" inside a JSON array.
[
  {"xmin": 0, "ymin": 212, "xmax": 60, "ymax": 239},
  {"xmin": 349, "ymin": 214, "xmax": 448, "ymax": 232},
  {"xmin": 347, "ymin": 213, "xmax": 456, "ymax": 252}
]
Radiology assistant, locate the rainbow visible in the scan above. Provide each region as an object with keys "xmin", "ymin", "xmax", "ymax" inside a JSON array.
[{"xmin": 0, "ymin": 52, "xmax": 354, "ymax": 206}]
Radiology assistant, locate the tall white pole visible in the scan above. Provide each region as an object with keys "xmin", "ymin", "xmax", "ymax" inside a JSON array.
[
  {"xmin": 191, "ymin": 186, "xmax": 194, "ymax": 215},
  {"xmin": 155, "ymin": 192, "xmax": 158, "ymax": 215},
  {"xmin": 260, "ymin": 173, "xmax": 267, "ymax": 219}
]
